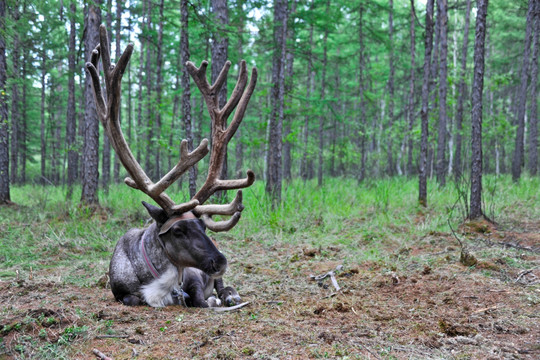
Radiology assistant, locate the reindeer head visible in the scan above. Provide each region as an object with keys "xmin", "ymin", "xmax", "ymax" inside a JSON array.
[{"xmin": 86, "ymin": 25, "xmax": 257, "ymax": 277}]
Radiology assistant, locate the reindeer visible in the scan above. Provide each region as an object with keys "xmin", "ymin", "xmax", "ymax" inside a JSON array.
[{"xmin": 85, "ymin": 25, "xmax": 256, "ymax": 308}]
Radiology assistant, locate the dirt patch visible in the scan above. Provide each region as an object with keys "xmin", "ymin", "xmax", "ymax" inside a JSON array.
[{"xmin": 1, "ymin": 225, "xmax": 539, "ymax": 359}]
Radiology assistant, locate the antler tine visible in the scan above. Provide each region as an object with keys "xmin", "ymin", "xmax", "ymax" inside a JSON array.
[
  {"xmin": 201, "ymin": 212, "xmax": 242, "ymax": 232},
  {"xmin": 193, "ymin": 190, "xmax": 244, "ymax": 217},
  {"xmin": 86, "ymin": 25, "xmax": 210, "ymax": 216}
]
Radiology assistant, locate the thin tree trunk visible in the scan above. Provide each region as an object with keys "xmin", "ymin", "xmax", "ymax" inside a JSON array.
[
  {"xmin": 436, "ymin": 0, "xmax": 448, "ymax": 186},
  {"xmin": 318, "ymin": 0, "xmax": 330, "ymax": 187},
  {"xmin": 358, "ymin": 3, "xmax": 367, "ymax": 182},
  {"xmin": 40, "ymin": 49, "xmax": 46, "ymax": 183},
  {"xmin": 136, "ymin": 2, "xmax": 146, "ymax": 164},
  {"xmin": 266, "ymin": 0, "xmax": 287, "ymax": 204},
  {"xmin": 211, "ymin": 0, "xmax": 229, "ymax": 191},
  {"xmin": 527, "ymin": 0, "xmax": 539, "ymax": 176},
  {"xmin": 113, "ymin": 0, "xmax": 122, "ymax": 183},
  {"xmin": 144, "ymin": 0, "xmax": 154, "ymax": 179},
  {"xmin": 10, "ymin": 5, "xmax": 20, "ymax": 184},
  {"xmin": 235, "ymin": 0, "xmax": 246, "ymax": 178},
  {"xmin": 283, "ymin": 0, "xmax": 297, "ymax": 181},
  {"xmin": 469, "ymin": 0, "xmax": 489, "ymax": 220},
  {"xmin": 155, "ymin": 0, "xmax": 164, "ymax": 178},
  {"xmin": 419, "ymin": 0, "xmax": 435, "ymax": 207},
  {"xmin": 20, "ymin": 43, "xmax": 27, "ymax": 183},
  {"xmin": 102, "ymin": 0, "xmax": 113, "ymax": 193},
  {"xmin": 66, "ymin": 1, "xmax": 78, "ymax": 198},
  {"xmin": 406, "ymin": 0, "xmax": 416, "ymax": 176},
  {"xmin": 0, "ymin": 0, "xmax": 10, "ymax": 203},
  {"xmin": 180, "ymin": 0, "xmax": 197, "ymax": 198},
  {"xmin": 387, "ymin": 0, "xmax": 395, "ymax": 177},
  {"xmin": 454, "ymin": 0, "xmax": 472, "ymax": 180},
  {"xmin": 512, "ymin": 0, "xmax": 535, "ymax": 181},
  {"xmin": 81, "ymin": 0, "xmax": 102, "ymax": 205},
  {"xmin": 301, "ymin": 2, "xmax": 314, "ymax": 181}
]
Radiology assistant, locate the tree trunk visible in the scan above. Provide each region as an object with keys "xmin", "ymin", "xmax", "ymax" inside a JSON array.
[
  {"xmin": 20, "ymin": 43, "xmax": 27, "ymax": 183},
  {"xmin": 301, "ymin": 2, "xmax": 315, "ymax": 181},
  {"xmin": 113, "ymin": 0, "xmax": 123, "ymax": 183},
  {"xmin": 282, "ymin": 0, "xmax": 297, "ymax": 181},
  {"xmin": 136, "ymin": 2, "xmax": 146, "ymax": 164},
  {"xmin": 0, "ymin": 0, "xmax": 10, "ymax": 203},
  {"xmin": 528, "ymin": 0, "xmax": 539, "ymax": 176},
  {"xmin": 211, "ymin": 0, "xmax": 229, "ymax": 190},
  {"xmin": 317, "ymin": 0, "xmax": 330, "ymax": 187},
  {"xmin": 10, "ymin": 5, "xmax": 20, "ymax": 184},
  {"xmin": 406, "ymin": 0, "xmax": 416, "ymax": 176},
  {"xmin": 358, "ymin": 3, "xmax": 368, "ymax": 182},
  {"xmin": 234, "ymin": 0, "xmax": 246, "ymax": 178},
  {"xmin": 155, "ymin": 0, "xmax": 164, "ymax": 179},
  {"xmin": 144, "ymin": 0, "xmax": 154, "ymax": 179},
  {"xmin": 81, "ymin": 0, "xmax": 102, "ymax": 205},
  {"xmin": 454, "ymin": 0, "xmax": 472, "ymax": 180},
  {"xmin": 180, "ymin": 0, "xmax": 197, "ymax": 198},
  {"xmin": 101, "ymin": 0, "xmax": 113, "ymax": 193},
  {"xmin": 40, "ymin": 49, "xmax": 46, "ymax": 183},
  {"xmin": 387, "ymin": 0, "xmax": 395, "ymax": 177},
  {"xmin": 266, "ymin": 0, "xmax": 287, "ymax": 204},
  {"xmin": 511, "ymin": 0, "xmax": 535, "ymax": 182},
  {"xmin": 419, "ymin": 0, "xmax": 435, "ymax": 207},
  {"xmin": 66, "ymin": 1, "xmax": 78, "ymax": 198},
  {"xmin": 469, "ymin": 0, "xmax": 489, "ymax": 220},
  {"xmin": 436, "ymin": 0, "xmax": 448, "ymax": 186}
]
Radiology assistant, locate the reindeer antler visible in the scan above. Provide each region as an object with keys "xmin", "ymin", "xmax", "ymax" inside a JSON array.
[{"xmin": 86, "ymin": 25, "xmax": 257, "ymax": 232}]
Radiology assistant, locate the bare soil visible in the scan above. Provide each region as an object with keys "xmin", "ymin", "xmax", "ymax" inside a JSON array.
[{"xmin": 1, "ymin": 222, "xmax": 539, "ymax": 359}]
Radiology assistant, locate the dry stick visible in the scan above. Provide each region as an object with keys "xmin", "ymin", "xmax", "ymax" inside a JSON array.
[
  {"xmin": 310, "ymin": 264, "xmax": 343, "ymax": 292},
  {"xmin": 212, "ymin": 301, "xmax": 250, "ymax": 312},
  {"xmin": 92, "ymin": 348, "xmax": 113, "ymax": 360},
  {"xmin": 515, "ymin": 265, "xmax": 539, "ymax": 283}
]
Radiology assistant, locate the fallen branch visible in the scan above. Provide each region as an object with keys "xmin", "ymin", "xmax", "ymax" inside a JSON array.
[
  {"xmin": 92, "ymin": 348, "xmax": 113, "ymax": 360},
  {"xmin": 515, "ymin": 265, "xmax": 539, "ymax": 283},
  {"xmin": 310, "ymin": 265, "xmax": 343, "ymax": 292},
  {"xmin": 472, "ymin": 305, "xmax": 501, "ymax": 314},
  {"xmin": 212, "ymin": 301, "xmax": 250, "ymax": 312}
]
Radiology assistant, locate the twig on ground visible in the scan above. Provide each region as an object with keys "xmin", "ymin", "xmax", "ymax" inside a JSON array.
[
  {"xmin": 95, "ymin": 334, "xmax": 129, "ymax": 339},
  {"xmin": 212, "ymin": 301, "xmax": 250, "ymax": 312},
  {"xmin": 472, "ymin": 305, "xmax": 501, "ymax": 314},
  {"xmin": 310, "ymin": 265, "xmax": 343, "ymax": 292},
  {"xmin": 92, "ymin": 348, "xmax": 113, "ymax": 360},
  {"xmin": 361, "ymin": 344, "xmax": 381, "ymax": 360},
  {"xmin": 515, "ymin": 265, "xmax": 539, "ymax": 283}
]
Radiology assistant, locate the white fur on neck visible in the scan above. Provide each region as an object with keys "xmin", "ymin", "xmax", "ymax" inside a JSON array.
[{"xmin": 141, "ymin": 266, "xmax": 180, "ymax": 307}]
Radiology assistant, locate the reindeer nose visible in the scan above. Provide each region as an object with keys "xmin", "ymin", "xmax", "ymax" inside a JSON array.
[{"xmin": 211, "ymin": 254, "xmax": 227, "ymax": 276}]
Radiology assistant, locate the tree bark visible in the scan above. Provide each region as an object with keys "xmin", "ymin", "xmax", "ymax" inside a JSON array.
[
  {"xmin": 387, "ymin": 0, "xmax": 395, "ymax": 177},
  {"xmin": 317, "ymin": 0, "xmax": 330, "ymax": 187},
  {"xmin": 0, "ymin": 0, "xmax": 10, "ymax": 203},
  {"xmin": 40, "ymin": 49, "xmax": 46, "ymax": 183},
  {"xmin": 454, "ymin": 0, "xmax": 472, "ymax": 180},
  {"xmin": 469, "ymin": 0, "xmax": 489, "ymax": 220},
  {"xmin": 301, "ymin": 1, "xmax": 315, "ymax": 181},
  {"xmin": 113, "ymin": 0, "xmax": 123, "ymax": 183},
  {"xmin": 419, "ymin": 0, "xmax": 435, "ymax": 207},
  {"xmin": 435, "ymin": 0, "xmax": 448, "ymax": 186},
  {"xmin": 234, "ymin": 0, "xmax": 245, "ymax": 178},
  {"xmin": 10, "ymin": 5, "xmax": 20, "ymax": 184},
  {"xmin": 511, "ymin": 0, "xmax": 535, "ymax": 182},
  {"xmin": 358, "ymin": 3, "xmax": 368, "ymax": 182},
  {"xmin": 282, "ymin": 0, "xmax": 297, "ymax": 181},
  {"xmin": 528, "ymin": 0, "xmax": 539, "ymax": 176},
  {"xmin": 144, "ymin": 0, "xmax": 154, "ymax": 179},
  {"xmin": 66, "ymin": 1, "xmax": 78, "ymax": 198},
  {"xmin": 266, "ymin": 0, "xmax": 287, "ymax": 204},
  {"xmin": 211, "ymin": 0, "xmax": 229, "ymax": 188},
  {"xmin": 81, "ymin": 0, "xmax": 102, "ymax": 205},
  {"xmin": 180, "ymin": 0, "xmax": 197, "ymax": 198},
  {"xmin": 406, "ymin": 0, "xmax": 416, "ymax": 176},
  {"xmin": 155, "ymin": 0, "xmax": 164, "ymax": 179},
  {"xmin": 102, "ymin": 0, "xmax": 113, "ymax": 192}
]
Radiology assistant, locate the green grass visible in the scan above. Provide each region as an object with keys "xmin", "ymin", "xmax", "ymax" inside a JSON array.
[{"xmin": 1, "ymin": 175, "xmax": 538, "ymax": 283}]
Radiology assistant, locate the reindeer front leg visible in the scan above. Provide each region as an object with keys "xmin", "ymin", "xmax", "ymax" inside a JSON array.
[{"xmin": 214, "ymin": 278, "xmax": 242, "ymax": 307}]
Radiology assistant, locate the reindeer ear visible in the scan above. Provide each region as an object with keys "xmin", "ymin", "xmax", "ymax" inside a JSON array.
[{"xmin": 142, "ymin": 201, "xmax": 168, "ymax": 224}]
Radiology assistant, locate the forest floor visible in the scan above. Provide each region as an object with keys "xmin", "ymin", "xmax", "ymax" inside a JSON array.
[{"xmin": 0, "ymin": 179, "xmax": 539, "ymax": 359}]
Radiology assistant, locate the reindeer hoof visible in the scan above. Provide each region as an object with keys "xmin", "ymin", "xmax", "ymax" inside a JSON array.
[{"xmin": 207, "ymin": 296, "xmax": 222, "ymax": 307}]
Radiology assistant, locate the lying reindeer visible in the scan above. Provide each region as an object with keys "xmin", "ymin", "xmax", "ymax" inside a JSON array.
[{"xmin": 86, "ymin": 25, "xmax": 256, "ymax": 308}]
